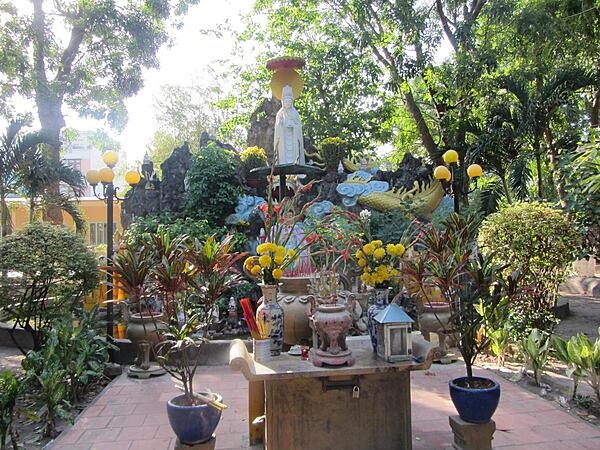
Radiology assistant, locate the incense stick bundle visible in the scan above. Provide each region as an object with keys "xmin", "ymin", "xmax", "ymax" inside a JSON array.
[
  {"xmin": 240, "ymin": 298, "xmax": 260, "ymax": 339},
  {"xmin": 256, "ymin": 316, "xmax": 272, "ymax": 339}
]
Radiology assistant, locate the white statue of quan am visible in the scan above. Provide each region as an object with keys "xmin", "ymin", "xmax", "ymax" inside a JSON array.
[{"xmin": 274, "ymin": 84, "xmax": 305, "ymax": 166}]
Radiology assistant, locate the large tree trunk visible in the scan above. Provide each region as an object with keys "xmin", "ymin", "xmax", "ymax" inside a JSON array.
[
  {"xmin": 403, "ymin": 89, "xmax": 439, "ymax": 163},
  {"xmin": 545, "ymin": 126, "xmax": 566, "ymax": 206},
  {"xmin": 32, "ymin": 0, "xmax": 65, "ymax": 224}
]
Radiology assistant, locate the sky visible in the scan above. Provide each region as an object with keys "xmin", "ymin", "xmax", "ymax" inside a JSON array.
[{"xmin": 71, "ymin": 0, "xmax": 254, "ymax": 167}]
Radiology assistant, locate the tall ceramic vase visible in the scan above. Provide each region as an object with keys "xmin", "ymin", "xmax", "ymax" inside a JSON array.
[
  {"xmin": 366, "ymin": 287, "xmax": 390, "ymax": 351},
  {"xmin": 256, "ymin": 284, "xmax": 285, "ymax": 356}
]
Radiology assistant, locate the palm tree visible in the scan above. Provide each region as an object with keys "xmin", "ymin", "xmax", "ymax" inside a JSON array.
[
  {"xmin": 0, "ymin": 120, "xmax": 45, "ymax": 237},
  {"xmin": 16, "ymin": 144, "xmax": 86, "ymax": 232}
]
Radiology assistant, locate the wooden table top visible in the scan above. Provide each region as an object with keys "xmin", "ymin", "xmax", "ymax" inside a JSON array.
[{"xmin": 229, "ymin": 334, "xmax": 435, "ymax": 382}]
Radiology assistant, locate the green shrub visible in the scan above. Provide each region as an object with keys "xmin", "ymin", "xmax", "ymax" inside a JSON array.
[
  {"xmin": 124, "ymin": 213, "xmax": 247, "ymax": 253},
  {"xmin": 520, "ymin": 328, "xmax": 550, "ymax": 386},
  {"xmin": 369, "ymin": 209, "xmax": 417, "ymax": 246},
  {"xmin": 0, "ymin": 370, "xmax": 20, "ymax": 450},
  {"xmin": 22, "ymin": 355, "xmax": 70, "ymax": 438},
  {"xmin": 478, "ymin": 202, "xmax": 581, "ymax": 337},
  {"xmin": 552, "ymin": 334, "xmax": 585, "ymax": 399},
  {"xmin": 240, "ymin": 146, "xmax": 267, "ymax": 177},
  {"xmin": 0, "ymin": 223, "xmax": 99, "ymax": 352},
  {"xmin": 553, "ymin": 329, "xmax": 600, "ymax": 402},
  {"xmin": 22, "ymin": 309, "xmax": 114, "ymax": 437},
  {"xmin": 319, "ymin": 137, "xmax": 348, "ymax": 171},
  {"xmin": 184, "ymin": 142, "xmax": 244, "ymax": 226}
]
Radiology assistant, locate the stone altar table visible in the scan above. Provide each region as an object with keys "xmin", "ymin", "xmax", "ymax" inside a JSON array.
[{"xmin": 229, "ymin": 334, "xmax": 435, "ymax": 450}]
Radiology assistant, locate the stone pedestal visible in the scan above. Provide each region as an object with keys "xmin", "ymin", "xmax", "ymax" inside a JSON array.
[
  {"xmin": 174, "ymin": 435, "xmax": 216, "ymax": 450},
  {"xmin": 448, "ymin": 415, "xmax": 495, "ymax": 450}
]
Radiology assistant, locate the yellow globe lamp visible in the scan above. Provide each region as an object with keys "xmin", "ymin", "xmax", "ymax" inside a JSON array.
[
  {"xmin": 442, "ymin": 150, "xmax": 459, "ymax": 164},
  {"xmin": 125, "ymin": 170, "xmax": 141, "ymax": 186},
  {"xmin": 467, "ymin": 164, "xmax": 483, "ymax": 179},
  {"xmin": 102, "ymin": 150, "xmax": 119, "ymax": 168},
  {"xmin": 433, "ymin": 165, "xmax": 452, "ymax": 182},
  {"xmin": 270, "ymin": 68, "xmax": 304, "ymax": 100},
  {"xmin": 98, "ymin": 167, "xmax": 115, "ymax": 184},
  {"xmin": 85, "ymin": 169, "xmax": 100, "ymax": 186}
]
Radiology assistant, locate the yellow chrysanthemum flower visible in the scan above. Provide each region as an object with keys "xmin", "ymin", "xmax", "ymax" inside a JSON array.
[
  {"xmin": 358, "ymin": 258, "xmax": 367, "ymax": 267},
  {"xmin": 256, "ymin": 243, "xmax": 268, "ymax": 254},
  {"xmin": 274, "ymin": 254, "xmax": 284, "ymax": 265},
  {"xmin": 244, "ymin": 257, "xmax": 255, "ymax": 269},
  {"xmin": 272, "ymin": 268, "xmax": 283, "ymax": 279},
  {"xmin": 362, "ymin": 243, "xmax": 375, "ymax": 255},
  {"xmin": 396, "ymin": 243, "xmax": 405, "ymax": 256},
  {"xmin": 355, "ymin": 249, "xmax": 363, "ymax": 259},
  {"xmin": 373, "ymin": 248, "xmax": 386, "ymax": 260},
  {"xmin": 251, "ymin": 265, "xmax": 262, "ymax": 276},
  {"xmin": 258, "ymin": 255, "xmax": 272, "ymax": 268},
  {"xmin": 372, "ymin": 240, "xmax": 383, "ymax": 247}
]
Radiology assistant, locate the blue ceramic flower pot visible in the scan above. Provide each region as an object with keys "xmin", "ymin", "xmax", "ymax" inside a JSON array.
[
  {"xmin": 166, "ymin": 393, "xmax": 222, "ymax": 445},
  {"xmin": 449, "ymin": 376, "xmax": 500, "ymax": 424}
]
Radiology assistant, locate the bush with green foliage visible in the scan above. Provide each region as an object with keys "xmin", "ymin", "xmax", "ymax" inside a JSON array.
[
  {"xmin": 319, "ymin": 137, "xmax": 348, "ymax": 171},
  {"xmin": 520, "ymin": 328, "xmax": 550, "ymax": 386},
  {"xmin": 0, "ymin": 223, "xmax": 99, "ymax": 353},
  {"xmin": 0, "ymin": 370, "xmax": 20, "ymax": 450},
  {"xmin": 239, "ymin": 146, "xmax": 267, "ymax": 177},
  {"xmin": 560, "ymin": 132, "xmax": 600, "ymax": 259},
  {"xmin": 184, "ymin": 142, "xmax": 244, "ymax": 226},
  {"xmin": 369, "ymin": 209, "xmax": 417, "ymax": 246},
  {"xmin": 124, "ymin": 213, "xmax": 247, "ymax": 253},
  {"xmin": 477, "ymin": 202, "xmax": 580, "ymax": 337},
  {"xmin": 553, "ymin": 329, "xmax": 600, "ymax": 402},
  {"xmin": 22, "ymin": 309, "xmax": 113, "ymax": 437}
]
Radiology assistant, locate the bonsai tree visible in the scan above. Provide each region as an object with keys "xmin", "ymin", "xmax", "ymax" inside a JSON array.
[
  {"xmin": 0, "ymin": 223, "xmax": 99, "ymax": 353},
  {"xmin": 154, "ymin": 233, "xmax": 246, "ymax": 409},
  {"xmin": 240, "ymin": 146, "xmax": 268, "ymax": 178},
  {"xmin": 404, "ymin": 213, "xmax": 526, "ymax": 379}
]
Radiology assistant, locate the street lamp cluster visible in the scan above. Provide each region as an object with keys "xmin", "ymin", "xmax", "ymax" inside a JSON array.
[
  {"xmin": 433, "ymin": 149, "xmax": 483, "ymax": 214},
  {"xmin": 85, "ymin": 151, "xmax": 141, "ymax": 337}
]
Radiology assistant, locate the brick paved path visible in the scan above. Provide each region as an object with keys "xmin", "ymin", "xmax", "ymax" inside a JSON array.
[{"xmin": 48, "ymin": 363, "xmax": 600, "ymax": 450}]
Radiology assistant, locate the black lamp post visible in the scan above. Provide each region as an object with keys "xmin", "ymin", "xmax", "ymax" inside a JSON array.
[
  {"xmin": 433, "ymin": 150, "xmax": 483, "ymax": 214},
  {"xmin": 86, "ymin": 151, "xmax": 140, "ymax": 337}
]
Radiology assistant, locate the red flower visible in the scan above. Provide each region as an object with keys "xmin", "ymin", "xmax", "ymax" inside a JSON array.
[{"xmin": 306, "ymin": 234, "xmax": 318, "ymax": 244}]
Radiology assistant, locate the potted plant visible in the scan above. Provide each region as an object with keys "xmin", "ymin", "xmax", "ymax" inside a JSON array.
[
  {"xmin": 318, "ymin": 137, "xmax": 348, "ymax": 172},
  {"xmin": 404, "ymin": 213, "xmax": 525, "ymax": 423},
  {"xmin": 155, "ymin": 233, "xmax": 246, "ymax": 445},
  {"xmin": 108, "ymin": 245, "xmax": 167, "ymax": 346},
  {"xmin": 240, "ymin": 146, "xmax": 268, "ymax": 185}
]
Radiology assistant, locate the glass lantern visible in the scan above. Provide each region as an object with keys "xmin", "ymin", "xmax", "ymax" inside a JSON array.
[{"xmin": 374, "ymin": 303, "xmax": 414, "ymax": 362}]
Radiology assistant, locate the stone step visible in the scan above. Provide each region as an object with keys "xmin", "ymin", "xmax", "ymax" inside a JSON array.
[{"xmin": 559, "ymin": 276, "xmax": 600, "ymax": 297}]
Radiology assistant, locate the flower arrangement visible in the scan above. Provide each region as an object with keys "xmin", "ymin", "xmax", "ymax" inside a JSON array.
[
  {"xmin": 354, "ymin": 240, "xmax": 406, "ymax": 288},
  {"xmin": 244, "ymin": 243, "xmax": 298, "ymax": 284}
]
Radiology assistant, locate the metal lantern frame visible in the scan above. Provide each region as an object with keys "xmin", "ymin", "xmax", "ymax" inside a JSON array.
[{"xmin": 374, "ymin": 303, "xmax": 414, "ymax": 363}]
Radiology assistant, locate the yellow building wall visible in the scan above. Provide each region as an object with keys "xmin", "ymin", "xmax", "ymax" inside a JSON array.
[{"xmin": 9, "ymin": 198, "xmax": 123, "ymax": 245}]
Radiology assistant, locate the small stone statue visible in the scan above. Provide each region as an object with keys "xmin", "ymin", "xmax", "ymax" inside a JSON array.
[{"xmin": 274, "ymin": 84, "xmax": 305, "ymax": 165}]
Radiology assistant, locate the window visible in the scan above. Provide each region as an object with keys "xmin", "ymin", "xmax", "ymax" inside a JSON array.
[
  {"xmin": 63, "ymin": 158, "xmax": 82, "ymax": 172},
  {"xmin": 89, "ymin": 222, "xmax": 117, "ymax": 245}
]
